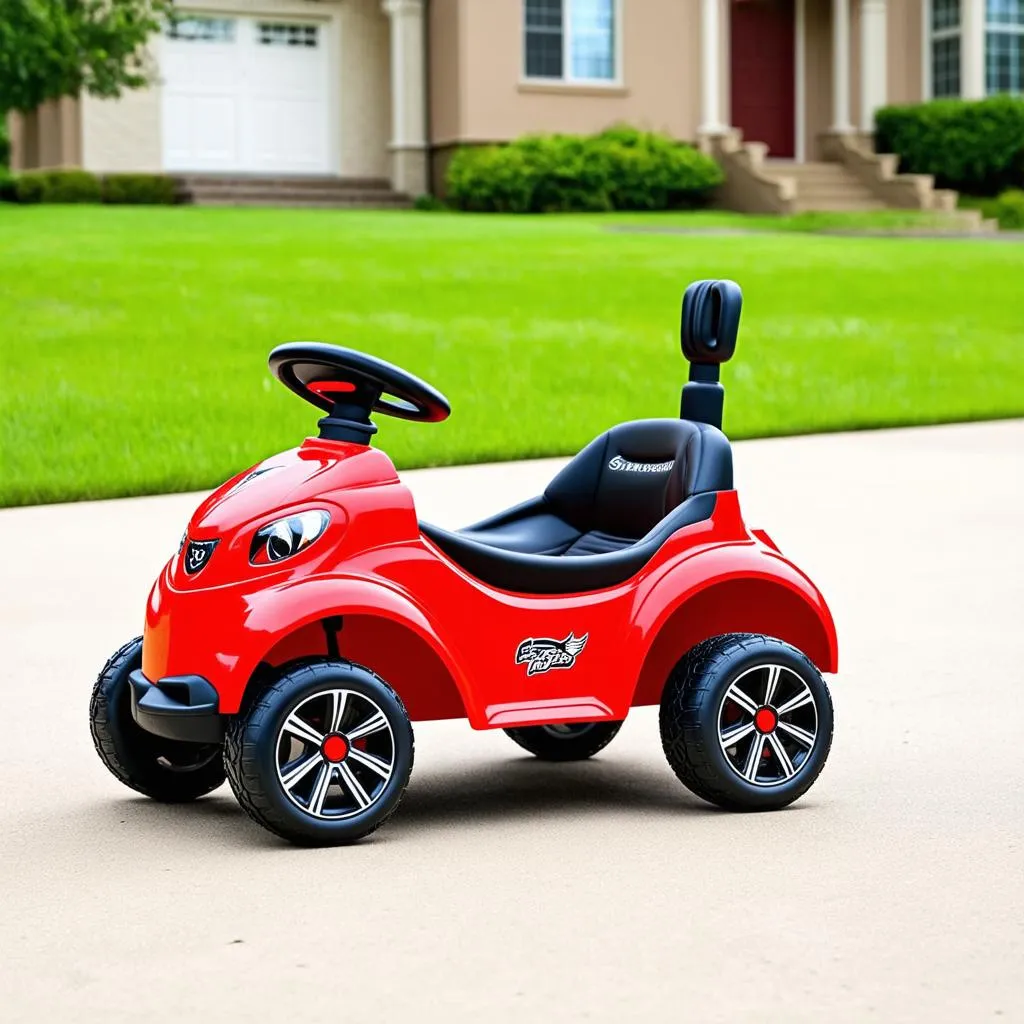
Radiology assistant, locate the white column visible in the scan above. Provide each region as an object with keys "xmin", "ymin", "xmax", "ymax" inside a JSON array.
[
  {"xmin": 700, "ymin": 0, "xmax": 727, "ymax": 134},
  {"xmin": 961, "ymin": 0, "xmax": 986, "ymax": 99},
  {"xmin": 860, "ymin": 0, "xmax": 888, "ymax": 130},
  {"xmin": 831, "ymin": 0, "xmax": 853, "ymax": 131},
  {"xmin": 382, "ymin": 0, "xmax": 428, "ymax": 194}
]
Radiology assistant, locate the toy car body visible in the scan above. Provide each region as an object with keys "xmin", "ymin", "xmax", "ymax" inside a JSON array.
[{"xmin": 91, "ymin": 279, "xmax": 837, "ymax": 845}]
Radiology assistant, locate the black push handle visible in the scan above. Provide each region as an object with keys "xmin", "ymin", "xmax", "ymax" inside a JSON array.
[
  {"xmin": 679, "ymin": 279, "xmax": 743, "ymax": 431},
  {"xmin": 681, "ymin": 279, "xmax": 743, "ymax": 365}
]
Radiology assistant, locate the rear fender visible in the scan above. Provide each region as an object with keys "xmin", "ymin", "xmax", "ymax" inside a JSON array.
[
  {"xmin": 235, "ymin": 577, "xmax": 476, "ymax": 723},
  {"xmin": 631, "ymin": 545, "xmax": 838, "ymax": 707}
]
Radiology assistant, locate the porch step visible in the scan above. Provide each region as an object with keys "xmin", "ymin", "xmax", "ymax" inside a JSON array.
[
  {"xmin": 173, "ymin": 174, "xmax": 412, "ymax": 209},
  {"xmin": 767, "ymin": 161, "xmax": 889, "ymax": 213}
]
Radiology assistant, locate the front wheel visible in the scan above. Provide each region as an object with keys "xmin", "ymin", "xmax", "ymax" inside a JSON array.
[
  {"xmin": 660, "ymin": 633, "xmax": 833, "ymax": 811},
  {"xmin": 224, "ymin": 660, "xmax": 414, "ymax": 846},
  {"xmin": 89, "ymin": 637, "xmax": 226, "ymax": 802},
  {"xmin": 504, "ymin": 720, "xmax": 623, "ymax": 761}
]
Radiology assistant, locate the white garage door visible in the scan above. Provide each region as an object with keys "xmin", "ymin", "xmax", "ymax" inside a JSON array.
[{"xmin": 162, "ymin": 15, "xmax": 331, "ymax": 174}]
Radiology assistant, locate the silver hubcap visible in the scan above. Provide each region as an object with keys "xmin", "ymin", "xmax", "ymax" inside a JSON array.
[
  {"xmin": 717, "ymin": 664, "xmax": 818, "ymax": 788},
  {"xmin": 275, "ymin": 688, "xmax": 395, "ymax": 820}
]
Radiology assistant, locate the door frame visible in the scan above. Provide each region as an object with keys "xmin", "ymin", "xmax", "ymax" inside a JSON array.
[{"xmin": 726, "ymin": 0, "xmax": 806, "ymax": 163}]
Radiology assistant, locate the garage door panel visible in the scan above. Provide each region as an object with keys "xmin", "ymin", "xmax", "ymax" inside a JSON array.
[
  {"xmin": 250, "ymin": 99, "xmax": 329, "ymax": 170},
  {"xmin": 161, "ymin": 15, "xmax": 331, "ymax": 174}
]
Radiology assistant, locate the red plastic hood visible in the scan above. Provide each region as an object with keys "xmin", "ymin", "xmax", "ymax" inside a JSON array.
[{"xmin": 189, "ymin": 439, "xmax": 400, "ymax": 536}]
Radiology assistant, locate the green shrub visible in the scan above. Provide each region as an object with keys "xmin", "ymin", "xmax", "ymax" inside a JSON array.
[
  {"xmin": 875, "ymin": 96, "xmax": 1024, "ymax": 195},
  {"xmin": 993, "ymin": 189, "xmax": 1024, "ymax": 230},
  {"xmin": 0, "ymin": 168, "xmax": 16, "ymax": 202},
  {"xmin": 0, "ymin": 120, "xmax": 10, "ymax": 170},
  {"xmin": 446, "ymin": 126, "xmax": 722, "ymax": 214},
  {"xmin": 14, "ymin": 172, "xmax": 46, "ymax": 203},
  {"xmin": 15, "ymin": 169, "xmax": 102, "ymax": 204},
  {"xmin": 102, "ymin": 173, "xmax": 178, "ymax": 205},
  {"xmin": 412, "ymin": 192, "xmax": 446, "ymax": 211}
]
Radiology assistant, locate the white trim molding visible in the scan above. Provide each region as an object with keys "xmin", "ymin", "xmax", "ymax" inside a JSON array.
[
  {"xmin": 795, "ymin": 0, "xmax": 806, "ymax": 161},
  {"xmin": 831, "ymin": 0, "xmax": 854, "ymax": 132},
  {"xmin": 700, "ymin": 0, "xmax": 728, "ymax": 134},
  {"xmin": 860, "ymin": 0, "xmax": 888, "ymax": 130}
]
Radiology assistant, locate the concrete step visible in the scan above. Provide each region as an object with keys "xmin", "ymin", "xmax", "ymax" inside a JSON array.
[
  {"xmin": 174, "ymin": 174, "xmax": 392, "ymax": 191},
  {"xmin": 187, "ymin": 193, "xmax": 413, "ymax": 209},
  {"xmin": 793, "ymin": 198, "xmax": 889, "ymax": 212},
  {"xmin": 173, "ymin": 175, "xmax": 412, "ymax": 209}
]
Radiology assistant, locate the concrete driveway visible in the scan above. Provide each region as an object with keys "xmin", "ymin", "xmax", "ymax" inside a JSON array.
[{"xmin": 2, "ymin": 422, "xmax": 1022, "ymax": 1023}]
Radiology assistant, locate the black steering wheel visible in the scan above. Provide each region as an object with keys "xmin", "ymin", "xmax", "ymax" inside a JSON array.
[{"xmin": 269, "ymin": 342, "xmax": 451, "ymax": 445}]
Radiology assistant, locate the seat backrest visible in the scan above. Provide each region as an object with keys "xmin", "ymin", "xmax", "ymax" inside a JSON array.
[{"xmin": 543, "ymin": 418, "xmax": 732, "ymax": 540}]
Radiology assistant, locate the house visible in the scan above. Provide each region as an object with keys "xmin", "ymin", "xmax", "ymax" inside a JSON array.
[{"xmin": 7, "ymin": 1, "xmax": 1020, "ymax": 211}]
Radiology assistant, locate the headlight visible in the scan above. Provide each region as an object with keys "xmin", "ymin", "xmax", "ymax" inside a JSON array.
[{"xmin": 250, "ymin": 510, "xmax": 330, "ymax": 566}]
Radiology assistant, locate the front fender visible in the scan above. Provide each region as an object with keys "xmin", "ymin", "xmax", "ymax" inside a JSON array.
[
  {"xmin": 239, "ymin": 575, "xmax": 476, "ymax": 719},
  {"xmin": 629, "ymin": 542, "xmax": 838, "ymax": 707}
]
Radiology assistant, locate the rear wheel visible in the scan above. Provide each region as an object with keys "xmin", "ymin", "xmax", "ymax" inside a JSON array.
[
  {"xmin": 89, "ymin": 637, "xmax": 225, "ymax": 802},
  {"xmin": 504, "ymin": 720, "xmax": 623, "ymax": 762},
  {"xmin": 660, "ymin": 633, "xmax": 833, "ymax": 811},
  {"xmin": 224, "ymin": 660, "xmax": 414, "ymax": 846}
]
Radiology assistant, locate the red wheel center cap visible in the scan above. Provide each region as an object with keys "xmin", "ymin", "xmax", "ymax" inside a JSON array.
[
  {"xmin": 754, "ymin": 707, "xmax": 778, "ymax": 734},
  {"xmin": 322, "ymin": 734, "xmax": 349, "ymax": 763}
]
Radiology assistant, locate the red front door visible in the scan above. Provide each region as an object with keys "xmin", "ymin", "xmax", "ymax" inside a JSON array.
[{"xmin": 730, "ymin": 0, "xmax": 797, "ymax": 159}]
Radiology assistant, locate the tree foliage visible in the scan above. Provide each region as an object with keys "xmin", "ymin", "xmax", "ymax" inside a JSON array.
[{"xmin": 0, "ymin": 0, "xmax": 172, "ymax": 113}]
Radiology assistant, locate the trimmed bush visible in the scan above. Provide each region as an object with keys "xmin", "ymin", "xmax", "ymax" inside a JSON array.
[
  {"xmin": 446, "ymin": 126, "xmax": 723, "ymax": 214},
  {"xmin": 0, "ymin": 168, "xmax": 15, "ymax": 202},
  {"xmin": 102, "ymin": 173, "xmax": 178, "ymax": 205},
  {"xmin": 15, "ymin": 169, "xmax": 103, "ymax": 204},
  {"xmin": 993, "ymin": 189, "xmax": 1024, "ymax": 230},
  {"xmin": 875, "ymin": 96, "xmax": 1024, "ymax": 195}
]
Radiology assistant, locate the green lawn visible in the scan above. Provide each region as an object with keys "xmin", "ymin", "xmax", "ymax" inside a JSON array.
[{"xmin": 1, "ymin": 206, "xmax": 1022, "ymax": 507}]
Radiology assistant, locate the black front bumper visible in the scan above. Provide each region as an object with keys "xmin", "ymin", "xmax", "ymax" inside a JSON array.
[{"xmin": 129, "ymin": 670, "xmax": 225, "ymax": 744}]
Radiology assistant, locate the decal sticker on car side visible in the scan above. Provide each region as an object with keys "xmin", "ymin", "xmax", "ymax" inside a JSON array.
[{"xmin": 515, "ymin": 632, "xmax": 589, "ymax": 676}]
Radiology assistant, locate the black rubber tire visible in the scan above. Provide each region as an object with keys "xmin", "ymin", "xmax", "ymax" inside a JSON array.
[
  {"xmin": 660, "ymin": 633, "xmax": 833, "ymax": 811},
  {"xmin": 223, "ymin": 660, "xmax": 414, "ymax": 846},
  {"xmin": 89, "ymin": 637, "xmax": 226, "ymax": 802},
  {"xmin": 504, "ymin": 720, "xmax": 624, "ymax": 762}
]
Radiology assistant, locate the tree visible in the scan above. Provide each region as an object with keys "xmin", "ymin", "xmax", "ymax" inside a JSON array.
[{"xmin": 0, "ymin": 0, "xmax": 173, "ymax": 115}]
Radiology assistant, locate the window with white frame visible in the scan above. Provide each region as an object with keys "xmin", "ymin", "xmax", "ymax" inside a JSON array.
[
  {"xmin": 986, "ymin": 0, "xmax": 1024, "ymax": 94},
  {"xmin": 524, "ymin": 0, "xmax": 617, "ymax": 83},
  {"xmin": 931, "ymin": 0, "xmax": 962, "ymax": 97}
]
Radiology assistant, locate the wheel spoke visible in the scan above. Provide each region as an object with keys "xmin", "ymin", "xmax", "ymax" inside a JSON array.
[
  {"xmin": 776, "ymin": 686, "xmax": 814, "ymax": 717},
  {"xmin": 337, "ymin": 761, "xmax": 371, "ymax": 809},
  {"xmin": 763, "ymin": 665, "xmax": 782, "ymax": 707},
  {"xmin": 347, "ymin": 747, "xmax": 392, "ymax": 780},
  {"xmin": 280, "ymin": 751, "xmax": 324, "ymax": 791},
  {"xmin": 724, "ymin": 682, "xmax": 759, "ymax": 717},
  {"xmin": 742, "ymin": 734, "xmax": 766, "ymax": 782},
  {"xmin": 283, "ymin": 711, "xmax": 324, "ymax": 748},
  {"xmin": 767, "ymin": 733, "xmax": 796, "ymax": 779},
  {"xmin": 307, "ymin": 762, "xmax": 334, "ymax": 816},
  {"xmin": 347, "ymin": 710, "xmax": 388, "ymax": 742},
  {"xmin": 329, "ymin": 689, "xmax": 349, "ymax": 733},
  {"xmin": 777, "ymin": 720, "xmax": 816, "ymax": 748},
  {"xmin": 720, "ymin": 721, "xmax": 756, "ymax": 751}
]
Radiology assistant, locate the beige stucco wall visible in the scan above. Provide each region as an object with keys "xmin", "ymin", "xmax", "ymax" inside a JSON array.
[
  {"xmin": 339, "ymin": 0, "xmax": 391, "ymax": 178},
  {"xmin": 888, "ymin": 0, "xmax": 925, "ymax": 104},
  {"xmin": 803, "ymin": 0, "xmax": 834, "ymax": 159},
  {"xmin": 81, "ymin": 66, "xmax": 162, "ymax": 173},
  {"xmin": 433, "ymin": 0, "xmax": 701, "ymax": 145},
  {"xmin": 8, "ymin": 98, "xmax": 81, "ymax": 170}
]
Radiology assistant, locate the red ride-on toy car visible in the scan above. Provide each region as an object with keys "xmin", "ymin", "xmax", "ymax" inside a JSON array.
[{"xmin": 90, "ymin": 279, "xmax": 837, "ymax": 846}]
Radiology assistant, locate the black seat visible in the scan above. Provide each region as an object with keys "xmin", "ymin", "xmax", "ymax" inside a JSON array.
[{"xmin": 420, "ymin": 419, "xmax": 732, "ymax": 594}]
